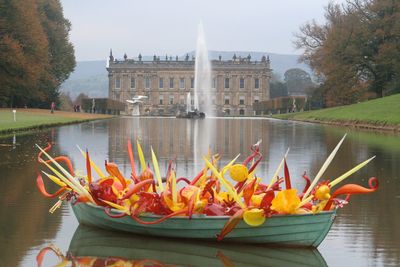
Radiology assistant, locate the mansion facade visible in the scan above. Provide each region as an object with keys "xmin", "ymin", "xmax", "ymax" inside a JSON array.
[{"xmin": 107, "ymin": 52, "xmax": 271, "ymax": 116}]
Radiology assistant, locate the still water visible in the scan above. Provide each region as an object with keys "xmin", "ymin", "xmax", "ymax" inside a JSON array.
[{"xmin": 0, "ymin": 117, "xmax": 399, "ymax": 267}]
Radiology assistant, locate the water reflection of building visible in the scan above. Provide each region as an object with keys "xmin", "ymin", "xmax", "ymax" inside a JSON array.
[
  {"xmin": 107, "ymin": 52, "xmax": 271, "ymax": 116},
  {"xmin": 107, "ymin": 118, "xmax": 271, "ymax": 168}
]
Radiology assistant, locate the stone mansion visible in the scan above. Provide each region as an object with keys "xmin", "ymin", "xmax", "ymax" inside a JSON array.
[{"xmin": 107, "ymin": 51, "xmax": 272, "ymax": 116}]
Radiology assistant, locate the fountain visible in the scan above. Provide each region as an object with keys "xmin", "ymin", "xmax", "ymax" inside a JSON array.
[
  {"xmin": 194, "ymin": 22, "xmax": 213, "ymax": 117},
  {"xmin": 126, "ymin": 95, "xmax": 148, "ymax": 116},
  {"xmin": 177, "ymin": 91, "xmax": 205, "ymax": 119},
  {"xmin": 131, "ymin": 105, "xmax": 140, "ymax": 116},
  {"xmin": 177, "ymin": 22, "xmax": 211, "ymax": 119},
  {"xmin": 186, "ymin": 92, "xmax": 191, "ymax": 114},
  {"xmin": 191, "ymin": 22, "xmax": 216, "ymax": 168}
]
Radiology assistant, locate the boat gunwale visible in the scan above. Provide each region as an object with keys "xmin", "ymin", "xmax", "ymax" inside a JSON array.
[{"xmin": 80, "ymin": 202, "xmax": 336, "ymax": 220}]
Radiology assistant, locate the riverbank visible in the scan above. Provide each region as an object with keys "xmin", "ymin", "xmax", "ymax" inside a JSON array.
[
  {"xmin": 0, "ymin": 108, "xmax": 114, "ymax": 135},
  {"xmin": 273, "ymin": 93, "xmax": 400, "ymax": 132}
]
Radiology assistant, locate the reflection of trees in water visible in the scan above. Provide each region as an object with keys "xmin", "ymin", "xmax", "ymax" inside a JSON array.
[
  {"xmin": 320, "ymin": 128, "xmax": 400, "ymax": 265},
  {"xmin": 0, "ymin": 131, "xmax": 63, "ymax": 267},
  {"xmin": 265, "ymin": 125, "xmax": 400, "ymax": 265}
]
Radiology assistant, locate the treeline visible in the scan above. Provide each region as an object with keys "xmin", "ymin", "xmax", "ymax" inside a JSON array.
[
  {"xmin": 296, "ymin": 0, "xmax": 400, "ymax": 107},
  {"xmin": 270, "ymin": 68, "xmax": 317, "ymax": 100},
  {"xmin": 0, "ymin": 0, "xmax": 75, "ymax": 108}
]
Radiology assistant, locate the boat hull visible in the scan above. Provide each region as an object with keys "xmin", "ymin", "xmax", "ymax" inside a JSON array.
[{"xmin": 71, "ymin": 202, "xmax": 336, "ymax": 247}]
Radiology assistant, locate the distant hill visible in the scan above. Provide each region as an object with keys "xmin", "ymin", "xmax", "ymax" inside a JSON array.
[
  {"xmin": 60, "ymin": 60, "xmax": 108, "ymax": 99},
  {"xmin": 60, "ymin": 51, "xmax": 310, "ymax": 99}
]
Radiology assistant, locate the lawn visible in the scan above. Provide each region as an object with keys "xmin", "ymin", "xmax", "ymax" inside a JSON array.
[
  {"xmin": 0, "ymin": 108, "xmax": 113, "ymax": 133},
  {"xmin": 274, "ymin": 94, "xmax": 400, "ymax": 127}
]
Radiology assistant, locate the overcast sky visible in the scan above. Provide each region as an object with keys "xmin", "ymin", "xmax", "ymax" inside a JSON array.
[{"xmin": 61, "ymin": 0, "xmax": 346, "ymax": 61}]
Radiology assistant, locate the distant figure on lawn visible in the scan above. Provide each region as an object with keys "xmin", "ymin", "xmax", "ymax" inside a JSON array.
[{"xmin": 51, "ymin": 102, "xmax": 55, "ymax": 113}]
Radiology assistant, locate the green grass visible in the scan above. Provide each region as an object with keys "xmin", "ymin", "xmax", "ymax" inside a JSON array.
[
  {"xmin": 0, "ymin": 109, "xmax": 112, "ymax": 134},
  {"xmin": 274, "ymin": 94, "xmax": 400, "ymax": 127},
  {"xmin": 1, "ymin": 112, "xmax": 74, "ymax": 131}
]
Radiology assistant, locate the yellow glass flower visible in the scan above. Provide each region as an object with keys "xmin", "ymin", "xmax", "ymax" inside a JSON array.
[
  {"xmin": 243, "ymin": 208, "xmax": 265, "ymax": 226},
  {"xmin": 229, "ymin": 164, "xmax": 249, "ymax": 182},
  {"xmin": 271, "ymin": 189, "xmax": 301, "ymax": 214},
  {"xmin": 251, "ymin": 193, "xmax": 265, "ymax": 207},
  {"xmin": 315, "ymin": 185, "xmax": 331, "ymax": 201}
]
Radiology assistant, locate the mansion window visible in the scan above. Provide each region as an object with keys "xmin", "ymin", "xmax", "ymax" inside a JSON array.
[
  {"xmin": 179, "ymin": 95, "xmax": 185, "ymax": 104},
  {"xmin": 130, "ymin": 77, "xmax": 135, "ymax": 89},
  {"xmin": 212, "ymin": 78, "xmax": 216, "ymax": 89},
  {"xmin": 180, "ymin": 78, "xmax": 185, "ymax": 89},
  {"xmin": 224, "ymin": 95, "xmax": 230, "ymax": 105},
  {"xmin": 145, "ymin": 77, "xmax": 150, "ymax": 89},
  {"xmin": 239, "ymin": 78, "xmax": 245, "ymax": 89},
  {"xmin": 224, "ymin": 78, "xmax": 230, "ymax": 89},
  {"xmin": 169, "ymin": 78, "xmax": 174, "ymax": 89},
  {"xmin": 190, "ymin": 78, "xmax": 194, "ymax": 89},
  {"xmin": 169, "ymin": 95, "xmax": 174, "ymax": 104},
  {"xmin": 239, "ymin": 109, "xmax": 245, "ymax": 115},
  {"xmin": 239, "ymin": 96, "xmax": 245, "ymax": 105},
  {"xmin": 254, "ymin": 78, "xmax": 260, "ymax": 89},
  {"xmin": 159, "ymin": 78, "xmax": 164, "ymax": 89},
  {"xmin": 115, "ymin": 77, "xmax": 121, "ymax": 89},
  {"xmin": 254, "ymin": 96, "xmax": 260, "ymax": 103},
  {"xmin": 159, "ymin": 95, "xmax": 164, "ymax": 105}
]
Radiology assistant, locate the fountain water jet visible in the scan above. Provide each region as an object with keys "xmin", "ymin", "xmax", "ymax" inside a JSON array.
[
  {"xmin": 192, "ymin": 22, "xmax": 216, "ymax": 169},
  {"xmin": 186, "ymin": 92, "xmax": 191, "ymax": 114},
  {"xmin": 193, "ymin": 22, "xmax": 214, "ymax": 117}
]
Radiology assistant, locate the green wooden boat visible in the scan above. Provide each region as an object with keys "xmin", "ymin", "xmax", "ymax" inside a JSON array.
[
  {"xmin": 72, "ymin": 202, "xmax": 336, "ymax": 247},
  {"xmin": 68, "ymin": 225, "xmax": 328, "ymax": 267}
]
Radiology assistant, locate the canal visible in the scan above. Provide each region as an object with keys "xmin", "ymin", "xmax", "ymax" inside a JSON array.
[{"xmin": 0, "ymin": 117, "xmax": 399, "ymax": 266}]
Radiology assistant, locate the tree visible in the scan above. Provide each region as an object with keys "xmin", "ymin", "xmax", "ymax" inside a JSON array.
[
  {"xmin": 37, "ymin": 0, "xmax": 76, "ymax": 107},
  {"xmin": 74, "ymin": 93, "xmax": 89, "ymax": 106},
  {"xmin": 59, "ymin": 92, "xmax": 73, "ymax": 111},
  {"xmin": 295, "ymin": 0, "xmax": 400, "ymax": 107},
  {"xmin": 0, "ymin": 0, "xmax": 75, "ymax": 108},
  {"xmin": 270, "ymin": 81, "xmax": 288, "ymax": 99},
  {"xmin": 284, "ymin": 68, "xmax": 315, "ymax": 96},
  {"xmin": 0, "ymin": 0, "xmax": 50, "ymax": 107}
]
